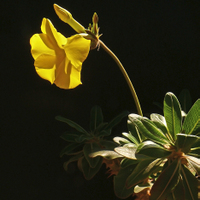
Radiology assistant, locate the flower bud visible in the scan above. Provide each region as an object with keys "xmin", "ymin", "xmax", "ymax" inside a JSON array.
[{"xmin": 53, "ymin": 4, "xmax": 85, "ymax": 33}]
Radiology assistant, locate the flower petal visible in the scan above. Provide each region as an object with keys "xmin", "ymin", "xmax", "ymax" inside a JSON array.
[
  {"xmin": 41, "ymin": 18, "xmax": 67, "ymax": 49},
  {"xmin": 64, "ymin": 34, "xmax": 90, "ymax": 69},
  {"xmin": 30, "ymin": 33, "xmax": 55, "ymax": 60},
  {"xmin": 35, "ymin": 54, "xmax": 56, "ymax": 84},
  {"xmin": 54, "ymin": 58, "xmax": 82, "ymax": 89}
]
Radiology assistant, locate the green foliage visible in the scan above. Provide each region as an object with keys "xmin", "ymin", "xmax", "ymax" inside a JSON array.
[
  {"xmin": 95, "ymin": 92, "xmax": 199, "ymax": 199},
  {"xmin": 56, "ymin": 106, "xmax": 129, "ymax": 180}
]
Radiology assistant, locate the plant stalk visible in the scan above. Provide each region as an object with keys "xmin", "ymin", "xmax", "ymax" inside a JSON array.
[{"xmin": 99, "ymin": 40, "xmax": 143, "ymax": 116}]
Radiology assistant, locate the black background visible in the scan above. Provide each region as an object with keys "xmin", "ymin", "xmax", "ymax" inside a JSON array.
[{"xmin": 1, "ymin": 0, "xmax": 200, "ymax": 199}]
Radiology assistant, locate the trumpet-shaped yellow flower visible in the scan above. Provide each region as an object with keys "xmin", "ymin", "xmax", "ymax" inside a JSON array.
[{"xmin": 30, "ymin": 18, "xmax": 90, "ymax": 89}]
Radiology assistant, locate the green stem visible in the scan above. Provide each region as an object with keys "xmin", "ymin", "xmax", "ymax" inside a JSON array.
[{"xmin": 99, "ymin": 40, "xmax": 143, "ymax": 116}]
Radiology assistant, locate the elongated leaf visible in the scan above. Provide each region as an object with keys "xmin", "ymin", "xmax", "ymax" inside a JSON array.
[
  {"xmin": 104, "ymin": 110, "xmax": 129, "ymax": 130},
  {"xmin": 178, "ymin": 89, "xmax": 192, "ymax": 113},
  {"xmin": 60, "ymin": 143, "xmax": 83, "ymax": 157},
  {"xmin": 182, "ymin": 99, "xmax": 200, "ymax": 135},
  {"xmin": 89, "ymin": 106, "xmax": 103, "ymax": 131},
  {"xmin": 127, "ymin": 119, "xmax": 143, "ymax": 142},
  {"xmin": 164, "ymin": 92, "xmax": 182, "ymax": 141},
  {"xmin": 181, "ymin": 164, "xmax": 198, "ymax": 200},
  {"xmin": 150, "ymin": 114, "xmax": 170, "ymax": 140},
  {"xmin": 150, "ymin": 159, "xmax": 180, "ymax": 200},
  {"xmin": 186, "ymin": 155, "xmax": 200, "ymax": 175},
  {"xmin": 113, "ymin": 136, "xmax": 130, "ymax": 145},
  {"xmin": 129, "ymin": 114, "xmax": 169, "ymax": 145},
  {"xmin": 122, "ymin": 132, "xmax": 139, "ymax": 145},
  {"xmin": 126, "ymin": 158, "xmax": 160, "ymax": 188},
  {"xmin": 63, "ymin": 153, "xmax": 84, "ymax": 171},
  {"xmin": 176, "ymin": 133, "xmax": 199, "ymax": 153},
  {"xmin": 170, "ymin": 178, "xmax": 185, "ymax": 200},
  {"xmin": 120, "ymin": 158, "xmax": 139, "ymax": 168},
  {"xmin": 114, "ymin": 163, "xmax": 137, "ymax": 199},
  {"xmin": 89, "ymin": 150, "xmax": 123, "ymax": 160},
  {"xmin": 83, "ymin": 143, "xmax": 102, "ymax": 168},
  {"xmin": 138, "ymin": 141, "xmax": 171, "ymax": 158},
  {"xmin": 81, "ymin": 157, "xmax": 102, "ymax": 180},
  {"xmin": 55, "ymin": 116, "xmax": 89, "ymax": 135},
  {"xmin": 99, "ymin": 140, "xmax": 118, "ymax": 150},
  {"xmin": 60, "ymin": 132, "xmax": 81, "ymax": 142}
]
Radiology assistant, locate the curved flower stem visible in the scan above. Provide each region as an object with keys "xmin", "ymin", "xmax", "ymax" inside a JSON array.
[{"xmin": 99, "ymin": 40, "xmax": 143, "ymax": 116}]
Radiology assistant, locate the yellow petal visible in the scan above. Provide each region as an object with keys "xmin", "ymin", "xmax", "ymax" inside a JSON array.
[
  {"xmin": 54, "ymin": 58, "xmax": 82, "ymax": 89},
  {"xmin": 30, "ymin": 33, "xmax": 55, "ymax": 60},
  {"xmin": 53, "ymin": 4, "xmax": 85, "ymax": 33},
  {"xmin": 35, "ymin": 54, "xmax": 56, "ymax": 84},
  {"xmin": 41, "ymin": 18, "xmax": 67, "ymax": 49},
  {"xmin": 64, "ymin": 34, "xmax": 90, "ymax": 69}
]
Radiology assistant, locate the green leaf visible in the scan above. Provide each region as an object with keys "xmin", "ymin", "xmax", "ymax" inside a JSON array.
[
  {"xmin": 89, "ymin": 106, "xmax": 103, "ymax": 131},
  {"xmin": 115, "ymin": 143, "xmax": 150, "ymax": 160},
  {"xmin": 127, "ymin": 119, "xmax": 143, "ymax": 142},
  {"xmin": 164, "ymin": 92, "xmax": 182, "ymax": 141},
  {"xmin": 113, "ymin": 136, "xmax": 131, "ymax": 145},
  {"xmin": 138, "ymin": 141, "xmax": 171, "ymax": 158},
  {"xmin": 129, "ymin": 114, "xmax": 169, "ymax": 145},
  {"xmin": 120, "ymin": 158, "xmax": 139, "ymax": 168},
  {"xmin": 55, "ymin": 116, "xmax": 89, "ymax": 135},
  {"xmin": 99, "ymin": 140, "xmax": 118, "ymax": 150},
  {"xmin": 83, "ymin": 143, "xmax": 102, "ymax": 168},
  {"xmin": 186, "ymin": 155, "xmax": 200, "ymax": 175},
  {"xmin": 63, "ymin": 153, "xmax": 84, "ymax": 171},
  {"xmin": 126, "ymin": 158, "xmax": 161, "ymax": 189},
  {"xmin": 96, "ymin": 129, "xmax": 111, "ymax": 137},
  {"xmin": 178, "ymin": 89, "xmax": 192, "ymax": 114},
  {"xmin": 122, "ymin": 132, "xmax": 139, "ymax": 145},
  {"xmin": 182, "ymin": 99, "xmax": 200, "ymax": 135},
  {"xmin": 81, "ymin": 157, "xmax": 102, "ymax": 180},
  {"xmin": 104, "ymin": 110, "xmax": 129, "ymax": 130},
  {"xmin": 60, "ymin": 132, "xmax": 81, "ymax": 142},
  {"xmin": 114, "ymin": 163, "xmax": 137, "ymax": 199},
  {"xmin": 60, "ymin": 143, "xmax": 83, "ymax": 157},
  {"xmin": 181, "ymin": 164, "xmax": 198, "ymax": 200},
  {"xmin": 150, "ymin": 159, "xmax": 180, "ymax": 200},
  {"xmin": 150, "ymin": 114, "xmax": 170, "ymax": 140},
  {"xmin": 89, "ymin": 150, "xmax": 123, "ymax": 160},
  {"xmin": 169, "ymin": 178, "xmax": 185, "ymax": 200},
  {"xmin": 176, "ymin": 133, "xmax": 199, "ymax": 153}
]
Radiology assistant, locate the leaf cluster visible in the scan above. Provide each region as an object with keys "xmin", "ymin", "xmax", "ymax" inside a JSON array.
[{"xmin": 56, "ymin": 106, "xmax": 128, "ymax": 180}]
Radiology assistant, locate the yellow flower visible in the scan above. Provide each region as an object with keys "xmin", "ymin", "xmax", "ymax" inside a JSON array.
[{"xmin": 30, "ymin": 18, "xmax": 90, "ymax": 89}]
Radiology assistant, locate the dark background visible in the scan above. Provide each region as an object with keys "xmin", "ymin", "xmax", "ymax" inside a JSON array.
[{"xmin": 1, "ymin": 0, "xmax": 200, "ymax": 199}]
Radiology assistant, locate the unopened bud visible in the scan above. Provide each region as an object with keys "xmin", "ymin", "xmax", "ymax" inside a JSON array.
[{"xmin": 53, "ymin": 4, "xmax": 85, "ymax": 33}]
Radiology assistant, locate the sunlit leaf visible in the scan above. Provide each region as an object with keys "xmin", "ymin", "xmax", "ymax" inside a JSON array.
[
  {"xmin": 129, "ymin": 114, "xmax": 169, "ymax": 145},
  {"xmin": 55, "ymin": 116, "xmax": 89, "ymax": 135},
  {"xmin": 176, "ymin": 133, "xmax": 199, "ymax": 153},
  {"xmin": 127, "ymin": 120, "xmax": 143, "ymax": 142},
  {"xmin": 182, "ymin": 99, "xmax": 200, "ymax": 135},
  {"xmin": 89, "ymin": 150, "xmax": 123, "ymax": 160},
  {"xmin": 138, "ymin": 141, "xmax": 171, "ymax": 158},
  {"xmin": 122, "ymin": 132, "xmax": 139, "ymax": 145},
  {"xmin": 164, "ymin": 92, "xmax": 182, "ymax": 141},
  {"xmin": 113, "ymin": 136, "xmax": 130, "ymax": 145},
  {"xmin": 186, "ymin": 155, "xmax": 200, "ymax": 175},
  {"xmin": 89, "ymin": 106, "xmax": 103, "ymax": 131},
  {"xmin": 150, "ymin": 159, "xmax": 180, "ymax": 200}
]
